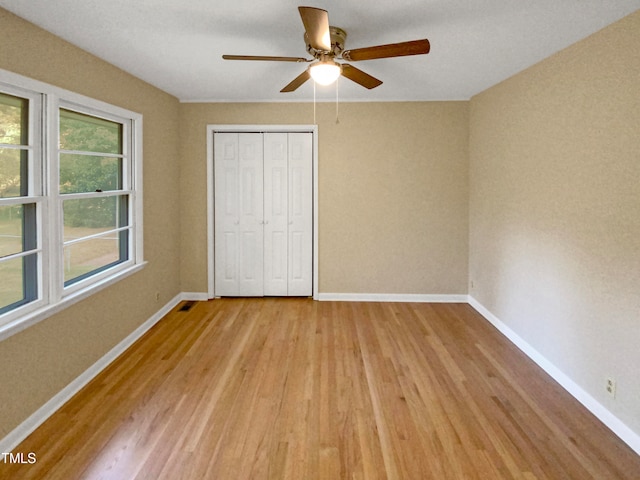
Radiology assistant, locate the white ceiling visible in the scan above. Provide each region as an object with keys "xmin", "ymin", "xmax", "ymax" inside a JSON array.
[{"xmin": 1, "ymin": 0, "xmax": 639, "ymax": 102}]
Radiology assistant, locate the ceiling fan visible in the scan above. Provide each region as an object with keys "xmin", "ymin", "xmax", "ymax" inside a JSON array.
[{"xmin": 222, "ymin": 6, "xmax": 430, "ymax": 92}]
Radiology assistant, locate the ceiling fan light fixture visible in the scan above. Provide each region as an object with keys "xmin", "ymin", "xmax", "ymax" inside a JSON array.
[{"xmin": 309, "ymin": 60, "xmax": 342, "ymax": 85}]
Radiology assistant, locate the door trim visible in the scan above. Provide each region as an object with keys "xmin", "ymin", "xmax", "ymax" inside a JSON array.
[{"xmin": 207, "ymin": 125, "xmax": 319, "ymax": 300}]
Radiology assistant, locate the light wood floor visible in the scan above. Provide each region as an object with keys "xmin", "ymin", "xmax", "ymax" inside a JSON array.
[{"xmin": 2, "ymin": 298, "xmax": 639, "ymax": 479}]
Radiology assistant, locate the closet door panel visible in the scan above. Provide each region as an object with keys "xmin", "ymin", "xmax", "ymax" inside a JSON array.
[
  {"xmin": 263, "ymin": 133, "xmax": 289, "ymax": 295},
  {"xmin": 237, "ymin": 133, "xmax": 264, "ymax": 296},
  {"xmin": 287, "ymin": 133, "xmax": 313, "ymax": 296},
  {"xmin": 214, "ymin": 133, "xmax": 240, "ymax": 296}
]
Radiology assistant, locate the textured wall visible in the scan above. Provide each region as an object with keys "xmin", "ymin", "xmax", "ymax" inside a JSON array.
[
  {"xmin": 0, "ymin": 9, "xmax": 182, "ymax": 437},
  {"xmin": 469, "ymin": 11, "xmax": 640, "ymax": 434}
]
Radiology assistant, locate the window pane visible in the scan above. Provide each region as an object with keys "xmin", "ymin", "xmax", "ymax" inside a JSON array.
[
  {"xmin": 0, "ymin": 253, "xmax": 37, "ymax": 314},
  {"xmin": 0, "ymin": 92, "xmax": 28, "ymax": 145},
  {"xmin": 63, "ymin": 196, "xmax": 128, "ymax": 285},
  {"xmin": 0, "ymin": 147, "xmax": 28, "ymax": 198},
  {"xmin": 59, "ymin": 109, "xmax": 122, "ymax": 154},
  {"xmin": 0, "ymin": 203, "xmax": 36, "ymax": 256},
  {"xmin": 60, "ymin": 154, "xmax": 122, "ymax": 194},
  {"xmin": 63, "ymin": 231, "xmax": 127, "ymax": 284},
  {"xmin": 63, "ymin": 196, "xmax": 128, "ymax": 234},
  {"xmin": 0, "ymin": 205, "xmax": 25, "ymax": 257},
  {"xmin": 0, "ymin": 256, "xmax": 25, "ymax": 310}
]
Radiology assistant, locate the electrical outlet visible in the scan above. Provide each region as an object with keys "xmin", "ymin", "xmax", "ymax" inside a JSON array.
[
  {"xmin": 155, "ymin": 291, "xmax": 160, "ymax": 303},
  {"xmin": 606, "ymin": 377, "xmax": 616, "ymax": 398}
]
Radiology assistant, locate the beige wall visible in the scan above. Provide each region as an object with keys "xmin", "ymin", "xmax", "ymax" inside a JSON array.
[
  {"xmin": 0, "ymin": 9, "xmax": 182, "ymax": 437},
  {"xmin": 180, "ymin": 101, "xmax": 469, "ymax": 295},
  {"xmin": 469, "ymin": 10, "xmax": 640, "ymax": 434}
]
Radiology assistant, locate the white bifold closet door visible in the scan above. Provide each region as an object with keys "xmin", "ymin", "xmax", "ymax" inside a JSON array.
[{"xmin": 214, "ymin": 132, "xmax": 312, "ymax": 297}]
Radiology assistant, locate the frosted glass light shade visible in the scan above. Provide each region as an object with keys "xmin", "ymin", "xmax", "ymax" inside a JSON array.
[{"xmin": 309, "ymin": 61, "xmax": 342, "ymax": 85}]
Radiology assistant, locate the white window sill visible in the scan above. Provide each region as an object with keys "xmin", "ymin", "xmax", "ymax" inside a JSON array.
[{"xmin": 0, "ymin": 262, "xmax": 147, "ymax": 343}]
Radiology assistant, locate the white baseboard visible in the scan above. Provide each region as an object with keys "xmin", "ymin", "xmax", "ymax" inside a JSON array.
[
  {"xmin": 0, "ymin": 293, "xmax": 185, "ymax": 453},
  {"xmin": 468, "ymin": 296, "xmax": 640, "ymax": 456},
  {"xmin": 318, "ymin": 293, "xmax": 469, "ymax": 303},
  {"xmin": 180, "ymin": 292, "xmax": 210, "ymax": 301}
]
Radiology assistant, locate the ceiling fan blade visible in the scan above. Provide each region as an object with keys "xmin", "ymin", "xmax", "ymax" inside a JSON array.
[
  {"xmin": 222, "ymin": 55, "xmax": 309, "ymax": 62},
  {"xmin": 340, "ymin": 64, "xmax": 383, "ymax": 89},
  {"xmin": 281, "ymin": 69, "xmax": 311, "ymax": 92},
  {"xmin": 342, "ymin": 39, "xmax": 430, "ymax": 61},
  {"xmin": 298, "ymin": 6, "xmax": 331, "ymax": 51}
]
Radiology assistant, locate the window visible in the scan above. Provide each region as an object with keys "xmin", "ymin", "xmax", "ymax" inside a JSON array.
[
  {"xmin": 0, "ymin": 70, "xmax": 143, "ymax": 338},
  {"xmin": 0, "ymin": 90, "xmax": 40, "ymax": 316},
  {"xmin": 59, "ymin": 108, "xmax": 131, "ymax": 287}
]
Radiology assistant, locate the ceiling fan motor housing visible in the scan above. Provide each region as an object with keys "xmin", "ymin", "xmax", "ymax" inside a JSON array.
[{"xmin": 305, "ymin": 26, "xmax": 347, "ymax": 58}]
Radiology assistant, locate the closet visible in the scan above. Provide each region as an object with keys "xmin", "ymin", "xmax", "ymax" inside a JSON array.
[{"xmin": 213, "ymin": 132, "xmax": 313, "ymax": 296}]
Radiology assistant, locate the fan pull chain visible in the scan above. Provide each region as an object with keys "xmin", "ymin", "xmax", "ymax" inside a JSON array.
[{"xmin": 313, "ymin": 81, "xmax": 316, "ymax": 124}]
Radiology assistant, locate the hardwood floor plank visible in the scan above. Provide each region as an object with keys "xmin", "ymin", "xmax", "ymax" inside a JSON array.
[{"xmin": 1, "ymin": 298, "xmax": 639, "ymax": 479}]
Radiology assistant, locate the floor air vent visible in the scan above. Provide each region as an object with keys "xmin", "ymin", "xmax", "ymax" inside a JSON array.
[{"xmin": 178, "ymin": 301, "xmax": 195, "ymax": 312}]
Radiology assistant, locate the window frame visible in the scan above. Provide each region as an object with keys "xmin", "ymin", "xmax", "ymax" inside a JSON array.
[
  {"xmin": 56, "ymin": 101, "xmax": 136, "ymax": 295},
  {"xmin": 0, "ymin": 84, "xmax": 45, "ymax": 318},
  {"xmin": 0, "ymin": 69, "xmax": 144, "ymax": 341}
]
